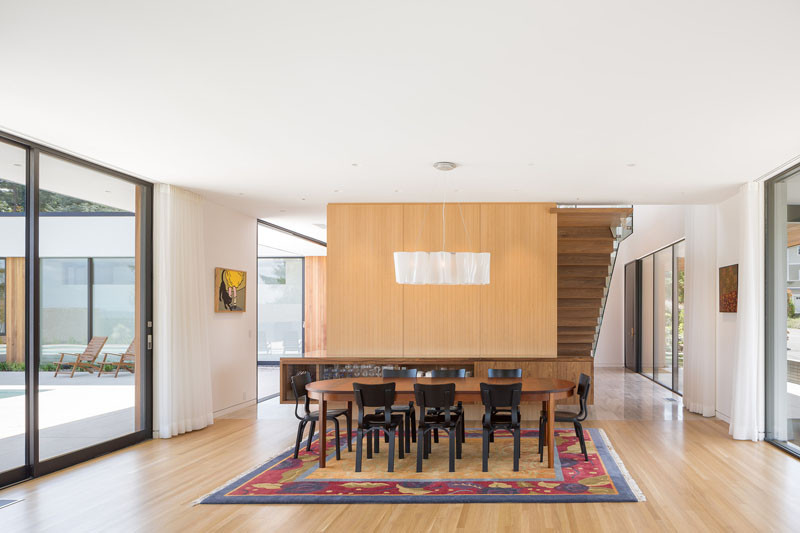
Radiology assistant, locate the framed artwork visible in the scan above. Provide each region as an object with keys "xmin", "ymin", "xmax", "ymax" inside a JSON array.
[
  {"xmin": 719, "ymin": 264, "xmax": 738, "ymax": 313},
  {"xmin": 215, "ymin": 267, "xmax": 247, "ymax": 312}
]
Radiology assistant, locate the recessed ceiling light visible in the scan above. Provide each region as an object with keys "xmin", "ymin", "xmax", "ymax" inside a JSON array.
[
  {"xmin": 279, "ymin": 209, "xmax": 287, "ymax": 212},
  {"xmin": 333, "ymin": 189, "xmax": 340, "ymax": 193},
  {"xmin": 433, "ymin": 161, "xmax": 457, "ymax": 171},
  {"xmin": 394, "ymin": 189, "xmax": 400, "ymax": 193},
  {"xmin": 527, "ymin": 163, "xmax": 534, "ymax": 167},
  {"xmin": 351, "ymin": 163, "xmax": 358, "ymax": 167},
  {"xmin": 12, "ymin": 163, "xmax": 21, "ymax": 167},
  {"xmin": 301, "ymin": 197, "xmax": 306, "ymax": 201},
  {"xmin": 626, "ymin": 163, "xmax": 636, "ymax": 167}
]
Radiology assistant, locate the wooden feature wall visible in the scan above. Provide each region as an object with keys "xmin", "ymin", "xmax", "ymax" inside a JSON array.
[
  {"xmin": 3, "ymin": 257, "xmax": 25, "ymax": 364},
  {"xmin": 326, "ymin": 203, "xmax": 558, "ymax": 357},
  {"xmin": 480, "ymin": 203, "xmax": 557, "ymax": 356},
  {"xmin": 304, "ymin": 256, "xmax": 327, "ymax": 354},
  {"xmin": 403, "ymin": 204, "xmax": 481, "ymax": 356},
  {"xmin": 326, "ymin": 204, "xmax": 404, "ymax": 355}
]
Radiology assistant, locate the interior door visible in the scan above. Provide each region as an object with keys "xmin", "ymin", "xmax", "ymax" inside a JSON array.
[{"xmin": 624, "ymin": 260, "xmax": 640, "ymax": 372}]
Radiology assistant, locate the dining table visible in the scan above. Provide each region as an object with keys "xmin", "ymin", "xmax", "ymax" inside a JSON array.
[{"xmin": 304, "ymin": 376, "xmax": 576, "ymax": 469}]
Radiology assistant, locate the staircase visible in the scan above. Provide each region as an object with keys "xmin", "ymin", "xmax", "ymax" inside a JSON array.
[{"xmin": 554, "ymin": 207, "xmax": 633, "ymax": 357}]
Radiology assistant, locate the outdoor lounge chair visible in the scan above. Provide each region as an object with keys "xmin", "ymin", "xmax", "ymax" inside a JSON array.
[
  {"xmin": 53, "ymin": 336, "xmax": 108, "ymax": 377},
  {"xmin": 97, "ymin": 340, "xmax": 136, "ymax": 378}
]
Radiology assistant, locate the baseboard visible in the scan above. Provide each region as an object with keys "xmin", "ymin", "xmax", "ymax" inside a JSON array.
[
  {"xmin": 214, "ymin": 398, "xmax": 257, "ymax": 417},
  {"xmin": 715, "ymin": 411, "xmax": 731, "ymax": 423}
]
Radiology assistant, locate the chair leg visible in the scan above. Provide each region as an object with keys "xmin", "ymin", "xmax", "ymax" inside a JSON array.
[
  {"xmin": 489, "ymin": 430, "xmax": 494, "ymax": 443},
  {"xmin": 575, "ymin": 421, "xmax": 588, "ymax": 461},
  {"xmin": 356, "ymin": 429, "xmax": 364, "ymax": 472},
  {"xmin": 434, "ymin": 428, "xmax": 439, "ymax": 443},
  {"xmin": 397, "ymin": 419, "xmax": 405, "ymax": 459},
  {"xmin": 456, "ymin": 417, "xmax": 463, "ymax": 460},
  {"xmin": 345, "ymin": 413, "xmax": 353, "ymax": 452},
  {"xmin": 461, "ymin": 414, "xmax": 466, "ymax": 443},
  {"xmin": 306, "ymin": 420, "xmax": 316, "ymax": 451},
  {"xmin": 293, "ymin": 421, "xmax": 306, "ymax": 459},
  {"xmin": 416, "ymin": 428, "xmax": 424, "ymax": 472},
  {"xmin": 482, "ymin": 428, "xmax": 489, "ymax": 472},
  {"xmin": 387, "ymin": 429, "xmax": 395, "ymax": 473},
  {"xmin": 332, "ymin": 417, "xmax": 341, "ymax": 460},
  {"xmin": 424, "ymin": 430, "xmax": 430, "ymax": 459},
  {"xmin": 367, "ymin": 429, "xmax": 373, "ymax": 459},
  {"xmin": 410, "ymin": 408, "xmax": 417, "ymax": 443},
  {"xmin": 538, "ymin": 416, "xmax": 545, "ymax": 462},
  {"xmin": 513, "ymin": 427, "xmax": 521, "ymax": 472},
  {"xmin": 374, "ymin": 428, "xmax": 380, "ymax": 453},
  {"xmin": 448, "ymin": 428, "xmax": 456, "ymax": 472},
  {"xmin": 404, "ymin": 412, "xmax": 411, "ymax": 453}
]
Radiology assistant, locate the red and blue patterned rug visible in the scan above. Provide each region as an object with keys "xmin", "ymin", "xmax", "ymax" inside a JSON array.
[{"xmin": 198, "ymin": 428, "xmax": 644, "ymax": 504}]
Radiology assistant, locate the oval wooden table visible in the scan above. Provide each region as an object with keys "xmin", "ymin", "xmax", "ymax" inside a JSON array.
[{"xmin": 305, "ymin": 377, "xmax": 575, "ymax": 469}]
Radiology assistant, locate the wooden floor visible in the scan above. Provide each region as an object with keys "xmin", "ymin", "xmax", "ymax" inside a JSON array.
[{"xmin": 1, "ymin": 368, "xmax": 799, "ymax": 532}]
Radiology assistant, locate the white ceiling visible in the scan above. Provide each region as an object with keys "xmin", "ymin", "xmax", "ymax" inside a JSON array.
[{"xmin": 2, "ymin": 1, "xmax": 800, "ymax": 240}]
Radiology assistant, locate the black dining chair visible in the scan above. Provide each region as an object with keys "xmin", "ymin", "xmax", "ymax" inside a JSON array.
[
  {"xmin": 486, "ymin": 368, "xmax": 522, "ymax": 442},
  {"xmin": 487, "ymin": 368, "xmax": 523, "ymax": 378},
  {"xmin": 414, "ymin": 383, "xmax": 463, "ymax": 472},
  {"xmin": 290, "ymin": 371, "xmax": 351, "ymax": 460},
  {"xmin": 353, "ymin": 382, "xmax": 405, "ymax": 472},
  {"xmin": 374, "ymin": 368, "xmax": 417, "ymax": 453},
  {"xmin": 539, "ymin": 373, "xmax": 591, "ymax": 461},
  {"xmin": 480, "ymin": 382, "xmax": 522, "ymax": 472},
  {"xmin": 427, "ymin": 369, "xmax": 466, "ymax": 444}
]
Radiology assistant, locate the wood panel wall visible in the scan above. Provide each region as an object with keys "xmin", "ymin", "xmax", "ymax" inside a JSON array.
[
  {"xmin": 326, "ymin": 203, "xmax": 558, "ymax": 357},
  {"xmin": 4, "ymin": 257, "xmax": 25, "ymax": 364},
  {"xmin": 403, "ymin": 204, "xmax": 481, "ymax": 356},
  {"xmin": 326, "ymin": 204, "xmax": 404, "ymax": 355},
  {"xmin": 304, "ymin": 256, "xmax": 327, "ymax": 354}
]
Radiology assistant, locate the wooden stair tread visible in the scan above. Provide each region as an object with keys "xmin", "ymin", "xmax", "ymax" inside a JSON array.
[
  {"xmin": 558, "ymin": 317, "xmax": 599, "ymax": 327},
  {"xmin": 558, "ymin": 240, "xmax": 614, "ymax": 254},
  {"xmin": 558, "ymin": 288, "xmax": 605, "ymax": 299},
  {"xmin": 558, "ymin": 265, "xmax": 609, "ymax": 278},
  {"xmin": 558, "ymin": 298, "xmax": 602, "ymax": 308},
  {"xmin": 558, "ymin": 278, "xmax": 607, "ymax": 288},
  {"xmin": 558, "ymin": 253, "xmax": 612, "ymax": 266},
  {"xmin": 557, "ymin": 308, "xmax": 600, "ymax": 318},
  {"xmin": 557, "ymin": 227, "xmax": 615, "ymax": 240}
]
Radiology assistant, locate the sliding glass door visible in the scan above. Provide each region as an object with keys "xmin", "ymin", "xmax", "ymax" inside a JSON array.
[
  {"xmin": 0, "ymin": 130, "xmax": 152, "ymax": 487},
  {"xmin": 626, "ymin": 240, "xmax": 685, "ymax": 394},
  {"xmin": 766, "ymin": 164, "xmax": 800, "ymax": 458},
  {"xmin": 0, "ymin": 138, "xmax": 27, "ymax": 485}
]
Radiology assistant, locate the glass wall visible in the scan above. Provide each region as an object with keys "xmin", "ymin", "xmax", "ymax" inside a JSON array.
[
  {"xmin": 766, "ymin": 167, "xmax": 800, "ymax": 458},
  {"xmin": 38, "ymin": 153, "xmax": 142, "ymax": 461},
  {"xmin": 633, "ymin": 240, "xmax": 685, "ymax": 394},
  {"xmin": 0, "ymin": 139, "xmax": 26, "ymax": 481},
  {"xmin": 258, "ymin": 258, "xmax": 303, "ymax": 363}
]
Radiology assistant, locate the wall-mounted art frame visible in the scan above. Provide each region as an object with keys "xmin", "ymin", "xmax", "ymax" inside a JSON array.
[
  {"xmin": 215, "ymin": 267, "xmax": 247, "ymax": 312},
  {"xmin": 719, "ymin": 264, "xmax": 738, "ymax": 313}
]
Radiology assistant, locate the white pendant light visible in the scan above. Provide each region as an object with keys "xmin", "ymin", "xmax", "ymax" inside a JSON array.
[{"xmin": 393, "ymin": 163, "xmax": 491, "ymax": 285}]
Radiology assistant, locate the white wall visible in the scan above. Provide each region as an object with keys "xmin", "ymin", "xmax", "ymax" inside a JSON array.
[
  {"xmin": 715, "ymin": 194, "xmax": 741, "ymax": 421},
  {"xmin": 595, "ymin": 205, "xmax": 688, "ymax": 366},
  {"xmin": 203, "ymin": 200, "xmax": 258, "ymax": 415}
]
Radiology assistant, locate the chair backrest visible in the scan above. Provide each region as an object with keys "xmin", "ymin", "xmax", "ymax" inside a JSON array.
[
  {"xmin": 383, "ymin": 368, "xmax": 417, "ymax": 378},
  {"xmin": 488, "ymin": 368, "xmax": 522, "ymax": 378},
  {"xmin": 480, "ymin": 382, "xmax": 522, "ymax": 408},
  {"xmin": 290, "ymin": 371, "xmax": 313, "ymax": 419},
  {"xmin": 576, "ymin": 373, "xmax": 591, "ymax": 420},
  {"xmin": 429, "ymin": 368, "xmax": 465, "ymax": 378},
  {"xmin": 82, "ymin": 337, "xmax": 108, "ymax": 361},
  {"xmin": 414, "ymin": 383, "xmax": 455, "ymax": 411},
  {"xmin": 480, "ymin": 382, "xmax": 522, "ymax": 425},
  {"xmin": 353, "ymin": 382, "xmax": 396, "ymax": 425}
]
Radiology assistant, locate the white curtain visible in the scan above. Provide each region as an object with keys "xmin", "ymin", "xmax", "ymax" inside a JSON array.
[
  {"xmin": 683, "ymin": 204, "xmax": 717, "ymax": 417},
  {"xmin": 729, "ymin": 182, "xmax": 765, "ymax": 441},
  {"xmin": 153, "ymin": 184, "xmax": 214, "ymax": 438}
]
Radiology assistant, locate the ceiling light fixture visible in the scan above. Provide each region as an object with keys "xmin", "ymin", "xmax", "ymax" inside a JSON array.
[{"xmin": 393, "ymin": 162, "xmax": 490, "ymax": 285}]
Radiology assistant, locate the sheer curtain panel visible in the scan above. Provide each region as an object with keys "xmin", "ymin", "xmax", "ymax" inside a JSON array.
[{"xmin": 153, "ymin": 184, "xmax": 214, "ymax": 438}]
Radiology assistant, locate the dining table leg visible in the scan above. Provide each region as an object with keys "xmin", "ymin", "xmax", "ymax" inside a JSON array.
[
  {"xmin": 547, "ymin": 393, "xmax": 555, "ymax": 468},
  {"xmin": 319, "ymin": 393, "xmax": 327, "ymax": 468}
]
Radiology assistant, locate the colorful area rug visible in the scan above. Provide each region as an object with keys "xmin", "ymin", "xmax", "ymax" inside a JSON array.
[{"xmin": 198, "ymin": 428, "xmax": 644, "ymax": 504}]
